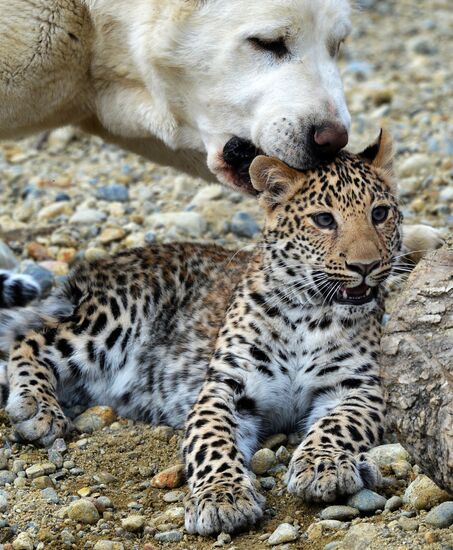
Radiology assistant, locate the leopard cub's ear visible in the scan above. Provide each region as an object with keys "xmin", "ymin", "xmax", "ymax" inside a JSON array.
[
  {"xmin": 249, "ymin": 156, "xmax": 298, "ymax": 207},
  {"xmin": 359, "ymin": 128, "xmax": 394, "ymax": 176}
]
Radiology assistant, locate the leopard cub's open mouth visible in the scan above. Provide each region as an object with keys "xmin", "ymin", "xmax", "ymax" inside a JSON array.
[{"xmin": 334, "ymin": 282, "xmax": 378, "ymax": 305}]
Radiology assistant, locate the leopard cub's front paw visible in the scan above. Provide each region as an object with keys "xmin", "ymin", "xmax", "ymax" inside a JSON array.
[
  {"xmin": 285, "ymin": 447, "xmax": 381, "ymax": 503},
  {"xmin": 6, "ymin": 391, "xmax": 71, "ymax": 446},
  {"xmin": 184, "ymin": 478, "xmax": 265, "ymax": 536}
]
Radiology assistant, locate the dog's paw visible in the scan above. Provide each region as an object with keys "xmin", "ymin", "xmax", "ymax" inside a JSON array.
[
  {"xmin": 184, "ymin": 479, "xmax": 265, "ymax": 535},
  {"xmin": 6, "ymin": 391, "xmax": 70, "ymax": 446},
  {"xmin": 285, "ymin": 448, "xmax": 381, "ymax": 503},
  {"xmin": 401, "ymin": 224, "xmax": 444, "ymax": 264}
]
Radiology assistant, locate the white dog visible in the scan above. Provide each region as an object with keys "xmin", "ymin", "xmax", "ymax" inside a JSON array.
[{"xmin": 1, "ymin": 0, "xmax": 352, "ymax": 191}]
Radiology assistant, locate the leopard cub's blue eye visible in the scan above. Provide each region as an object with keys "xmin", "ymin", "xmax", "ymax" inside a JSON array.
[
  {"xmin": 312, "ymin": 213, "xmax": 337, "ymax": 229},
  {"xmin": 372, "ymin": 206, "xmax": 389, "ymax": 224}
]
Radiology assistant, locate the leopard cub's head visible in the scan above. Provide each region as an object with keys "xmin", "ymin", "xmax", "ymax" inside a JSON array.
[{"xmin": 249, "ymin": 130, "xmax": 402, "ymax": 314}]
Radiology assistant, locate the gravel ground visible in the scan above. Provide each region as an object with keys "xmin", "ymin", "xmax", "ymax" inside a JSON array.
[{"xmin": 0, "ymin": 0, "xmax": 452, "ymax": 549}]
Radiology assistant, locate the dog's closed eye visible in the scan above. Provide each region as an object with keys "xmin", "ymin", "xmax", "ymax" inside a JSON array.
[{"xmin": 248, "ymin": 36, "xmax": 289, "ymax": 58}]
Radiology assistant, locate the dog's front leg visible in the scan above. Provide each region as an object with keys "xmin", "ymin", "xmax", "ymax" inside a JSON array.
[{"xmin": 183, "ymin": 375, "xmax": 264, "ymax": 536}]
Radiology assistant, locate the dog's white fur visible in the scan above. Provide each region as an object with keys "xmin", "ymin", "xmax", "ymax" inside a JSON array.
[{"xmin": 0, "ymin": 0, "xmax": 352, "ymax": 186}]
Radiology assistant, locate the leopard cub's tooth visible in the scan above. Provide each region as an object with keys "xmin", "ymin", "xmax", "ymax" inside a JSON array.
[
  {"xmin": 342, "ymin": 289, "xmax": 348, "ymax": 300},
  {"xmin": 366, "ymin": 288, "xmax": 371, "ymax": 296}
]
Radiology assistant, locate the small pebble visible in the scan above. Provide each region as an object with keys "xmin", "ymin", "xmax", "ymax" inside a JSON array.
[
  {"xmin": 96, "ymin": 184, "xmax": 129, "ymax": 202},
  {"xmin": 251, "ymin": 449, "xmax": 276, "ymax": 475},
  {"xmin": 151, "ymin": 464, "xmax": 185, "ymax": 489},
  {"xmin": 320, "ymin": 505, "xmax": 360, "ymax": 521},
  {"xmin": 267, "ymin": 523, "xmax": 299, "ymax": 545},
  {"xmin": 347, "ymin": 489, "xmax": 387, "ymax": 514},
  {"xmin": 154, "ymin": 530, "xmax": 183, "ymax": 543},
  {"xmin": 385, "ymin": 496, "xmax": 403, "ymax": 512},
  {"xmin": 67, "ymin": 499, "xmax": 100, "ymax": 524},
  {"xmin": 424, "ymin": 501, "xmax": 453, "ymax": 528},
  {"xmin": 73, "ymin": 406, "xmax": 117, "ymax": 433},
  {"xmin": 121, "ymin": 515, "xmax": 145, "ymax": 532},
  {"xmin": 12, "ymin": 532, "xmax": 34, "ymax": 550},
  {"xmin": 163, "ymin": 491, "xmax": 185, "ymax": 503},
  {"xmin": 93, "ymin": 543, "xmax": 125, "ymax": 550}
]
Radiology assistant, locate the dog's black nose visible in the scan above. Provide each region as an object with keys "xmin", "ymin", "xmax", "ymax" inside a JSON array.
[
  {"xmin": 312, "ymin": 124, "xmax": 349, "ymax": 157},
  {"xmin": 223, "ymin": 137, "xmax": 259, "ymax": 168}
]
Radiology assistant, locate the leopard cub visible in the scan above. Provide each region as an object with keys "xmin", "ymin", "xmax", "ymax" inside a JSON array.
[{"xmin": 0, "ymin": 131, "xmax": 436, "ymax": 535}]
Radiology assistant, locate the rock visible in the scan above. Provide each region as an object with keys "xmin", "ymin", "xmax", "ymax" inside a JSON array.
[
  {"xmin": 151, "ymin": 464, "xmax": 185, "ymax": 489},
  {"xmin": 70, "ymin": 208, "xmax": 107, "ymax": 225},
  {"xmin": 73, "ymin": 406, "xmax": 117, "ymax": 433},
  {"xmin": 22, "ymin": 263, "xmax": 54, "ymax": 294},
  {"xmin": 12, "ymin": 532, "xmax": 34, "ymax": 550},
  {"xmin": 96, "ymin": 184, "xmax": 129, "ymax": 202},
  {"xmin": 95, "ymin": 496, "xmax": 114, "ymax": 511},
  {"xmin": 98, "ymin": 227, "xmax": 126, "ymax": 244},
  {"xmin": 335, "ymin": 522, "xmax": 378, "ymax": 550},
  {"xmin": 25, "ymin": 463, "xmax": 56, "ymax": 479},
  {"xmin": 230, "ymin": 211, "xmax": 260, "ymax": 238},
  {"xmin": 347, "ymin": 489, "xmax": 387, "ymax": 514},
  {"xmin": 262, "ymin": 434, "xmax": 288, "ymax": 450},
  {"xmin": 189, "ymin": 185, "xmax": 224, "ymax": 206},
  {"xmin": 37, "ymin": 202, "xmax": 72, "ymax": 221},
  {"xmin": 148, "ymin": 211, "xmax": 208, "ymax": 238},
  {"xmin": 213, "ymin": 532, "xmax": 232, "ymax": 547},
  {"xmin": 162, "ymin": 491, "xmax": 185, "ymax": 503},
  {"xmin": 67, "ymin": 499, "xmax": 100, "ymax": 524},
  {"xmin": 0, "ymin": 241, "xmax": 18, "ymax": 270},
  {"xmin": 154, "ymin": 530, "xmax": 183, "ymax": 543},
  {"xmin": 398, "ymin": 154, "xmax": 430, "ymax": 177},
  {"xmin": 0, "ymin": 471, "xmax": 16, "ymax": 486},
  {"xmin": 320, "ymin": 505, "xmax": 360, "ymax": 521},
  {"xmin": 93, "ymin": 543, "xmax": 125, "ymax": 550},
  {"xmin": 0, "ymin": 493, "xmax": 8, "ymax": 512},
  {"xmin": 152, "ymin": 425, "xmax": 174, "ymax": 441},
  {"xmin": 39, "ymin": 260, "xmax": 68, "ymax": 276},
  {"xmin": 121, "ymin": 515, "xmax": 144, "ymax": 532},
  {"xmin": 47, "ymin": 450, "xmax": 64, "ymax": 468},
  {"xmin": 154, "ymin": 506, "xmax": 185, "ymax": 526},
  {"xmin": 385, "ymin": 496, "xmax": 403, "ymax": 511},
  {"xmin": 439, "ymin": 187, "xmax": 453, "ymax": 202},
  {"xmin": 47, "ymin": 126, "xmax": 77, "ymax": 151},
  {"xmin": 368, "ymin": 444, "xmax": 410, "ymax": 468},
  {"xmin": 275, "ymin": 446, "xmax": 291, "ymax": 465},
  {"xmin": 260, "ymin": 477, "xmax": 276, "ymax": 491},
  {"xmin": 0, "ymin": 451, "xmax": 8, "ymax": 471},
  {"xmin": 398, "ymin": 516, "xmax": 419, "ymax": 531},
  {"xmin": 85, "ymin": 247, "xmax": 109, "ymax": 262},
  {"xmin": 93, "ymin": 471, "xmax": 117, "ymax": 485},
  {"xmin": 317, "ymin": 520, "xmax": 348, "ymax": 530},
  {"xmin": 41, "ymin": 487, "xmax": 60, "ymax": 504},
  {"xmin": 381, "ymin": 238, "xmax": 453, "ymax": 493},
  {"xmin": 32, "ymin": 476, "xmax": 53, "ymax": 489},
  {"xmin": 403, "ymin": 475, "xmax": 450, "ymax": 510},
  {"xmin": 391, "ymin": 460, "xmax": 412, "ymax": 479},
  {"xmin": 267, "ymin": 523, "xmax": 299, "ymax": 545},
  {"xmin": 424, "ymin": 501, "xmax": 453, "ymax": 528},
  {"xmin": 251, "ymin": 449, "xmax": 276, "ymax": 475}
]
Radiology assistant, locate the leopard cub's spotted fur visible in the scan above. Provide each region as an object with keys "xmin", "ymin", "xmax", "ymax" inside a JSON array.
[{"xmin": 0, "ymin": 132, "xmax": 429, "ymax": 535}]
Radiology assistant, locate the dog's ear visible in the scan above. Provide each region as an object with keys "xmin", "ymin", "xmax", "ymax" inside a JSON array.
[
  {"xmin": 359, "ymin": 129, "xmax": 393, "ymax": 176},
  {"xmin": 249, "ymin": 156, "xmax": 298, "ymax": 207}
]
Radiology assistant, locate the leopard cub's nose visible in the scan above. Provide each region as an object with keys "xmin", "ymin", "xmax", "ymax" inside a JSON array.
[{"xmin": 346, "ymin": 260, "xmax": 380, "ymax": 277}]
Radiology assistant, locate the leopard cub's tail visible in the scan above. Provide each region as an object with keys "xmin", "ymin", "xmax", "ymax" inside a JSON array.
[{"xmin": 0, "ymin": 293, "xmax": 74, "ymax": 353}]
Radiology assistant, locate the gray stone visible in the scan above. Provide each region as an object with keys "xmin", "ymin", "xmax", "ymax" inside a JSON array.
[
  {"xmin": 154, "ymin": 530, "xmax": 183, "ymax": 543},
  {"xmin": 147, "ymin": 211, "xmax": 207, "ymax": 238},
  {"xmin": 368, "ymin": 444, "xmax": 410, "ymax": 468},
  {"xmin": 144, "ymin": 231, "xmax": 156, "ymax": 244},
  {"xmin": 22, "ymin": 263, "xmax": 54, "ymax": 294},
  {"xmin": 67, "ymin": 499, "xmax": 100, "ymax": 524},
  {"xmin": 347, "ymin": 489, "xmax": 387, "ymax": 514},
  {"xmin": 424, "ymin": 501, "xmax": 453, "ymax": 528},
  {"xmin": 230, "ymin": 211, "xmax": 260, "ymax": 238},
  {"xmin": 121, "ymin": 515, "xmax": 144, "ymax": 532},
  {"xmin": 267, "ymin": 523, "xmax": 299, "ymax": 545},
  {"xmin": 93, "ymin": 542, "xmax": 125, "ymax": 550},
  {"xmin": 70, "ymin": 208, "xmax": 107, "ymax": 225},
  {"xmin": 0, "ymin": 494, "xmax": 8, "ymax": 512},
  {"xmin": 260, "ymin": 477, "xmax": 276, "ymax": 491},
  {"xmin": 385, "ymin": 496, "xmax": 403, "ymax": 511},
  {"xmin": 251, "ymin": 449, "xmax": 276, "ymax": 475},
  {"xmin": 335, "ymin": 522, "xmax": 378, "ymax": 550},
  {"xmin": 12, "ymin": 532, "xmax": 34, "ymax": 550},
  {"xmin": 403, "ymin": 475, "xmax": 450, "ymax": 510},
  {"xmin": 96, "ymin": 496, "xmax": 114, "ymax": 510},
  {"xmin": 320, "ymin": 505, "xmax": 359, "ymax": 521},
  {"xmin": 163, "ymin": 491, "xmax": 185, "ymax": 503},
  {"xmin": 0, "ymin": 241, "xmax": 18, "ymax": 270},
  {"xmin": 0, "ymin": 471, "xmax": 16, "ymax": 486},
  {"xmin": 96, "ymin": 184, "xmax": 129, "ymax": 202},
  {"xmin": 47, "ymin": 450, "xmax": 63, "ymax": 468},
  {"xmin": 397, "ymin": 516, "xmax": 419, "ymax": 531},
  {"xmin": 25, "ymin": 463, "xmax": 56, "ymax": 479},
  {"xmin": 41, "ymin": 487, "xmax": 60, "ymax": 504}
]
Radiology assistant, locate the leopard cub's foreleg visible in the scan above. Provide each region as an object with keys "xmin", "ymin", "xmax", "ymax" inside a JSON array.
[
  {"xmin": 286, "ymin": 381, "xmax": 384, "ymax": 502},
  {"xmin": 183, "ymin": 377, "xmax": 264, "ymax": 536}
]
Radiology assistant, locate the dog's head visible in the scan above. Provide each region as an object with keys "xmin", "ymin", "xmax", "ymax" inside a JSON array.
[{"xmin": 179, "ymin": 0, "xmax": 352, "ymax": 192}]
